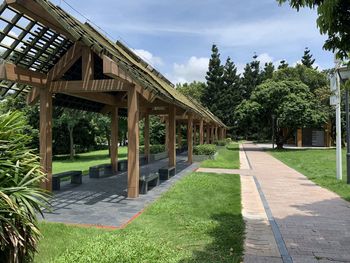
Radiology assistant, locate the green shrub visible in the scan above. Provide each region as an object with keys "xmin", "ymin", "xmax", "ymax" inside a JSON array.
[
  {"xmin": 226, "ymin": 138, "xmax": 232, "ymax": 144},
  {"xmin": 216, "ymin": 140, "xmax": 227, "ymax": 146},
  {"xmin": 193, "ymin": 144, "xmax": 217, "ymax": 156},
  {"xmin": 0, "ymin": 111, "xmax": 49, "ymax": 263},
  {"xmin": 139, "ymin": 144, "xmax": 166, "ymax": 154}
]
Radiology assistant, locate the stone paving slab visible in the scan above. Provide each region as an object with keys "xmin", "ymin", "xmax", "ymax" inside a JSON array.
[
  {"xmin": 243, "ymin": 143, "xmax": 350, "ymax": 263},
  {"xmin": 41, "ymin": 155, "xmax": 198, "ymax": 227}
]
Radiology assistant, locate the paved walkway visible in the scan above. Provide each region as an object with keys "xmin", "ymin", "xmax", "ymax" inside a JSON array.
[
  {"xmin": 42, "ymin": 154, "xmax": 198, "ymax": 227},
  {"xmin": 242, "ymin": 143, "xmax": 350, "ymax": 263}
]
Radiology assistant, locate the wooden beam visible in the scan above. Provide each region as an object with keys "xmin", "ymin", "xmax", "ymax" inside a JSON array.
[
  {"xmin": 111, "ymin": 107, "xmax": 118, "ymax": 174},
  {"xmin": 168, "ymin": 105, "xmax": 176, "ymax": 167},
  {"xmin": 144, "ymin": 113, "xmax": 150, "ymax": 164},
  {"xmin": 26, "ymin": 87, "xmax": 40, "ymax": 105},
  {"xmin": 82, "ymin": 46, "xmax": 94, "ymax": 81},
  {"xmin": 211, "ymin": 126, "xmax": 215, "ymax": 143},
  {"xmin": 193, "ymin": 124, "xmax": 197, "ymax": 145},
  {"xmin": 6, "ymin": 0, "xmax": 71, "ymax": 37},
  {"xmin": 0, "ymin": 62, "xmax": 46, "ymax": 87},
  {"xmin": 103, "ymin": 55, "xmax": 155, "ymax": 101},
  {"xmin": 48, "ymin": 79, "xmax": 129, "ymax": 93},
  {"xmin": 177, "ymin": 123, "xmax": 182, "ymax": 148},
  {"xmin": 47, "ymin": 42, "xmax": 83, "ymax": 82},
  {"xmin": 67, "ymin": 92, "xmax": 118, "ymax": 106},
  {"xmin": 206, "ymin": 125, "xmax": 210, "ymax": 144},
  {"xmin": 187, "ymin": 113, "xmax": 193, "ymax": 164},
  {"xmin": 165, "ymin": 118, "xmax": 169, "ymax": 150},
  {"xmin": 39, "ymin": 88, "xmax": 52, "ymax": 191},
  {"xmin": 127, "ymin": 86, "xmax": 139, "ymax": 198},
  {"xmin": 199, "ymin": 119, "xmax": 204, "ymax": 144},
  {"xmin": 297, "ymin": 128, "xmax": 302, "ymax": 147}
]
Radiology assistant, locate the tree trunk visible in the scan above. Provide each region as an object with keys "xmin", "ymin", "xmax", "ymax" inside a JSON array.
[{"xmin": 68, "ymin": 126, "xmax": 74, "ymax": 160}]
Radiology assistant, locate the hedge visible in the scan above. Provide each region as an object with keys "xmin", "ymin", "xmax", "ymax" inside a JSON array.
[
  {"xmin": 193, "ymin": 144, "xmax": 217, "ymax": 156},
  {"xmin": 139, "ymin": 144, "xmax": 166, "ymax": 154}
]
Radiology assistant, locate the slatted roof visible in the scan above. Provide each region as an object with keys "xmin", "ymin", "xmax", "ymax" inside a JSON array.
[{"xmin": 0, "ymin": 0, "xmax": 226, "ymax": 127}]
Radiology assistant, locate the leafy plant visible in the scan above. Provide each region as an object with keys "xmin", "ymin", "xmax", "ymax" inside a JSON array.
[
  {"xmin": 193, "ymin": 144, "xmax": 217, "ymax": 156},
  {"xmin": 0, "ymin": 111, "xmax": 49, "ymax": 263},
  {"xmin": 139, "ymin": 144, "xmax": 166, "ymax": 154},
  {"xmin": 216, "ymin": 140, "xmax": 227, "ymax": 146}
]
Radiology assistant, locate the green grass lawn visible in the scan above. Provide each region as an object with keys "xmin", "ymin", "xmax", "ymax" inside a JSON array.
[
  {"xmin": 35, "ymin": 172, "xmax": 244, "ymax": 263},
  {"xmin": 269, "ymin": 148, "xmax": 350, "ymax": 202},
  {"xmin": 52, "ymin": 147, "xmax": 127, "ymax": 174},
  {"xmin": 201, "ymin": 143, "xmax": 240, "ymax": 169}
]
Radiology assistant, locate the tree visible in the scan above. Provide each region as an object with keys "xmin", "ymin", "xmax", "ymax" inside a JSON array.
[
  {"xmin": 203, "ymin": 44, "xmax": 224, "ymax": 116},
  {"xmin": 57, "ymin": 109, "xmax": 84, "ymax": 160},
  {"xmin": 278, "ymin": 60, "xmax": 289, "ymax": 70},
  {"xmin": 235, "ymin": 80, "xmax": 328, "ymax": 148},
  {"xmin": 261, "ymin": 62, "xmax": 275, "ymax": 81},
  {"xmin": 176, "ymin": 81, "xmax": 206, "ymax": 102},
  {"xmin": 278, "ymin": 0, "xmax": 350, "ymax": 59},
  {"xmin": 301, "ymin": 47, "xmax": 316, "ymax": 68},
  {"xmin": 240, "ymin": 54, "xmax": 262, "ymax": 99}
]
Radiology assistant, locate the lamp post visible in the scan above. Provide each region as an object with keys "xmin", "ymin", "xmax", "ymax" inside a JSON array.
[
  {"xmin": 272, "ymin": 114, "xmax": 276, "ymax": 149},
  {"xmin": 338, "ymin": 66, "xmax": 350, "ymax": 184}
]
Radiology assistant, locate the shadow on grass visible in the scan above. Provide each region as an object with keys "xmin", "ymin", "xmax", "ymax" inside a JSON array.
[
  {"xmin": 180, "ymin": 213, "xmax": 244, "ymax": 263},
  {"xmin": 54, "ymin": 153, "xmax": 128, "ymax": 162}
]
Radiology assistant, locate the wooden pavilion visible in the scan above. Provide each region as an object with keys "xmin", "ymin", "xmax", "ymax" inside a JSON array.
[{"xmin": 0, "ymin": 0, "xmax": 227, "ymax": 198}]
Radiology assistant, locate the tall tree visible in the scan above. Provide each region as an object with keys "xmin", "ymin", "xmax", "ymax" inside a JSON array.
[
  {"xmin": 261, "ymin": 62, "xmax": 275, "ymax": 81},
  {"xmin": 301, "ymin": 47, "xmax": 316, "ymax": 68},
  {"xmin": 278, "ymin": 60, "xmax": 289, "ymax": 70},
  {"xmin": 278, "ymin": 0, "xmax": 350, "ymax": 59},
  {"xmin": 203, "ymin": 44, "xmax": 224, "ymax": 116},
  {"xmin": 240, "ymin": 54, "xmax": 262, "ymax": 99},
  {"xmin": 220, "ymin": 57, "xmax": 241, "ymax": 127}
]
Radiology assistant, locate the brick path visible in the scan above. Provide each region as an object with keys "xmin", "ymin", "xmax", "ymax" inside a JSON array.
[{"xmin": 243, "ymin": 142, "xmax": 350, "ymax": 263}]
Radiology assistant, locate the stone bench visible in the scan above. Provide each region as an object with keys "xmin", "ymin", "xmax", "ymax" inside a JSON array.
[
  {"xmin": 118, "ymin": 157, "xmax": 148, "ymax": 172},
  {"xmin": 139, "ymin": 172, "xmax": 159, "ymax": 194},
  {"xmin": 159, "ymin": 166, "xmax": 176, "ymax": 180},
  {"xmin": 52, "ymin": 170, "xmax": 82, "ymax": 191},
  {"xmin": 89, "ymin": 164, "xmax": 112, "ymax": 178}
]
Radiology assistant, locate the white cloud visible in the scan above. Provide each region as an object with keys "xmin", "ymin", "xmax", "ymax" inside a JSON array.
[
  {"xmin": 168, "ymin": 56, "xmax": 209, "ymax": 84},
  {"xmin": 132, "ymin": 49, "xmax": 163, "ymax": 67},
  {"xmin": 256, "ymin": 53, "xmax": 273, "ymax": 65}
]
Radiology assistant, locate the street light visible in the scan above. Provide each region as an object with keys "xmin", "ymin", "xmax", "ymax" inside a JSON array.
[{"xmin": 338, "ymin": 66, "xmax": 350, "ymax": 184}]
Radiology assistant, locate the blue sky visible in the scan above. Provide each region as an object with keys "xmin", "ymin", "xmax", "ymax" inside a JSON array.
[{"xmin": 53, "ymin": 0, "xmax": 334, "ymax": 84}]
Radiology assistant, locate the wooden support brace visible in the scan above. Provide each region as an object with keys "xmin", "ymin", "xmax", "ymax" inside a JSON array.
[
  {"xmin": 168, "ymin": 105, "xmax": 176, "ymax": 167},
  {"xmin": 199, "ymin": 119, "xmax": 204, "ymax": 144},
  {"xmin": 187, "ymin": 113, "xmax": 193, "ymax": 164},
  {"xmin": 111, "ymin": 107, "xmax": 118, "ymax": 174},
  {"xmin": 144, "ymin": 114, "xmax": 150, "ymax": 164}
]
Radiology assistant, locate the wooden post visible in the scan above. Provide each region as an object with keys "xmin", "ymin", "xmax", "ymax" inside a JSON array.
[
  {"xmin": 177, "ymin": 123, "xmax": 182, "ymax": 149},
  {"xmin": 199, "ymin": 119, "xmax": 204, "ymax": 144},
  {"xmin": 144, "ymin": 113, "xmax": 150, "ymax": 163},
  {"xmin": 297, "ymin": 128, "xmax": 302, "ymax": 147},
  {"xmin": 127, "ymin": 86, "xmax": 139, "ymax": 198},
  {"xmin": 82, "ymin": 46, "xmax": 94, "ymax": 81},
  {"xmin": 168, "ymin": 105, "xmax": 176, "ymax": 167},
  {"xmin": 110, "ymin": 107, "xmax": 118, "ymax": 174},
  {"xmin": 39, "ymin": 88, "xmax": 52, "ymax": 191},
  {"xmin": 211, "ymin": 126, "xmax": 215, "ymax": 143},
  {"xmin": 187, "ymin": 113, "xmax": 193, "ymax": 163},
  {"xmin": 206, "ymin": 125, "xmax": 210, "ymax": 144},
  {"xmin": 165, "ymin": 118, "xmax": 169, "ymax": 150},
  {"xmin": 193, "ymin": 124, "xmax": 197, "ymax": 145}
]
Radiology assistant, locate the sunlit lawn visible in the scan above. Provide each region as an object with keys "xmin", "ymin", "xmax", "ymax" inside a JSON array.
[
  {"xmin": 269, "ymin": 148, "xmax": 350, "ymax": 202},
  {"xmin": 201, "ymin": 143, "xmax": 240, "ymax": 169},
  {"xmin": 52, "ymin": 147, "xmax": 127, "ymax": 174}
]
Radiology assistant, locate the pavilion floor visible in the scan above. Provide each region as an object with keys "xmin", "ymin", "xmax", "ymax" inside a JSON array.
[{"xmin": 41, "ymin": 153, "xmax": 198, "ymax": 227}]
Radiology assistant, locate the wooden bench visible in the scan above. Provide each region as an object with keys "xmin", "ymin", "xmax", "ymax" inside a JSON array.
[
  {"xmin": 159, "ymin": 166, "xmax": 176, "ymax": 180},
  {"xmin": 52, "ymin": 170, "xmax": 82, "ymax": 191},
  {"xmin": 139, "ymin": 172, "xmax": 159, "ymax": 194},
  {"xmin": 89, "ymin": 164, "xmax": 112, "ymax": 178}
]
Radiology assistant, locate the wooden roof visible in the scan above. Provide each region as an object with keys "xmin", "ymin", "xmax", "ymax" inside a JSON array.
[{"xmin": 0, "ymin": 0, "xmax": 226, "ymax": 127}]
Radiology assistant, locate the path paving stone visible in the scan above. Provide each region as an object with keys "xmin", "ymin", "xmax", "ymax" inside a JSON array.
[{"xmin": 243, "ymin": 143, "xmax": 350, "ymax": 263}]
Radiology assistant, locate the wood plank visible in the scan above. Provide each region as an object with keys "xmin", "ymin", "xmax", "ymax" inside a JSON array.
[
  {"xmin": 144, "ymin": 113, "xmax": 150, "ymax": 164},
  {"xmin": 6, "ymin": 0, "xmax": 72, "ymax": 38},
  {"xmin": 39, "ymin": 87, "xmax": 52, "ymax": 191},
  {"xmin": 206, "ymin": 125, "xmax": 210, "ymax": 144},
  {"xmin": 111, "ymin": 107, "xmax": 118, "ymax": 174},
  {"xmin": 168, "ymin": 105, "xmax": 176, "ymax": 167},
  {"xmin": 187, "ymin": 113, "xmax": 193, "ymax": 164},
  {"xmin": 193, "ymin": 124, "xmax": 197, "ymax": 145},
  {"xmin": 0, "ymin": 62, "xmax": 47, "ymax": 87},
  {"xmin": 177, "ymin": 123, "xmax": 182, "ymax": 148},
  {"xmin": 127, "ymin": 86, "xmax": 139, "ymax": 198},
  {"xmin": 48, "ymin": 79, "xmax": 129, "ymax": 93},
  {"xmin": 199, "ymin": 119, "xmax": 204, "ymax": 144}
]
